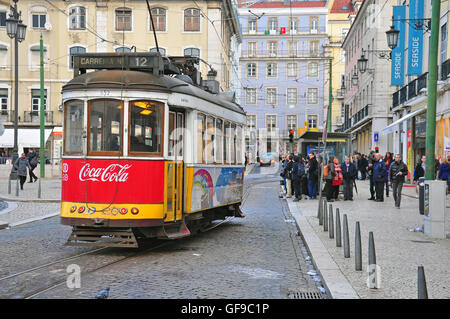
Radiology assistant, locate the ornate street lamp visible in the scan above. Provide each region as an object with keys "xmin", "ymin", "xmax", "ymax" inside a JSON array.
[
  {"xmin": 352, "ymin": 73, "xmax": 358, "ymax": 86},
  {"xmin": 386, "ymin": 24, "xmax": 400, "ymax": 50},
  {"xmin": 5, "ymin": 0, "xmax": 27, "ymax": 181},
  {"xmin": 357, "ymin": 51, "xmax": 368, "ymax": 73}
]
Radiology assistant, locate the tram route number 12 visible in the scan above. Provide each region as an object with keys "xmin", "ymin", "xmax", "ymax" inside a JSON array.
[{"xmin": 132, "ymin": 57, "xmax": 150, "ymax": 67}]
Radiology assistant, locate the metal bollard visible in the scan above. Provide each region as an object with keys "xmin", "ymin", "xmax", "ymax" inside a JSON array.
[
  {"xmin": 368, "ymin": 231, "xmax": 378, "ymax": 289},
  {"xmin": 323, "ymin": 203, "xmax": 328, "ymax": 232},
  {"xmin": 317, "ymin": 196, "xmax": 322, "ymax": 219},
  {"xmin": 38, "ymin": 178, "xmax": 41, "ymax": 199},
  {"xmin": 355, "ymin": 221, "xmax": 362, "ymax": 271},
  {"xmin": 329, "ymin": 204, "xmax": 334, "ymax": 239},
  {"xmin": 343, "ymin": 214, "xmax": 350, "ymax": 258},
  {"xmin": 418, "ymin": 266, "xmax": 428, "ymax": 299},
  {"xmin": 319, "ymin": 197, "xmax": 323, "ymax": 225},
  {"xmin": 335, "ymin": 208, "xmax": 342, "ymax": 247},
  {"xmin": 15, "ymin": 178, "xmax": 19, "ymax": 197},
  {"xmin": 8, "ymin": 176, "xmax": 11, "ymax": 195}
]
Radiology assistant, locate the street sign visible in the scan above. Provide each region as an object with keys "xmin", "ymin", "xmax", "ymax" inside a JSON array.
[{"xmin": 374, "ymin": 132, "xmax": 379, "ymax": 142}]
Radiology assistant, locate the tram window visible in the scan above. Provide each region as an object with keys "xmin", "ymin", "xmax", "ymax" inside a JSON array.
[
  {"xmin": 64, "ymin": 100, "xmax": 84, "ymax": 154},
  {"xmin": 177, "ymin": 113, "xmax": 184, "ymax": 157},
  {"xmin": 230, "ymin": 123, "xmax": 236, "ymax": 164},
  {"xmin": 215, "ymin": 119, "xmax": 223, "ymax": 164},
  {"xmin": 206, "ymin": 116, "xmax": 214, "ymax": 163},
  {"xmin": 88, "ymin": 99, "xmax": 123, "ymax": 154},
  {"xmin": 236, "ymin": 125, "xmax": 243, "ymax": 164},
  {"xmin": 196, "ymin": 113, "xmax": 205, "ymax": 163},
  {"xmin": 224, "ymin": 121, "xmax": 230, "ymax": 163},
  {"xmin": 168, "ymin": 112, "xmax": 175, "ymax": 157},
  {"xmin": 129, "ymin": 100, "xmax": 163, "ymax": 155}
]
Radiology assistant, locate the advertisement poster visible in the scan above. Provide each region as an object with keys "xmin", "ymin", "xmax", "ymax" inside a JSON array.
[
  {"xmin": 407, "ymin": 0, "xmax": 424, "ymax": 75},
  {"xmin": 391, "ymin": 6, "xmax": 406, "ymax": 85}
]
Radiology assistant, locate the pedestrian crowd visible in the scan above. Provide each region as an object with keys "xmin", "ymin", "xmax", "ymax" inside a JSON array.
[{"xmin": 280, "ymin": 150, "xmax": 450, "ymax": 210}]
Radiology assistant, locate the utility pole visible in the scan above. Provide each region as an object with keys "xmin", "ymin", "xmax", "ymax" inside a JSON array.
[
  {"xmin": 39, "ymin": 33, "xmax": 45, "ymax": 178},
  {"xmin": 425, "ymin": 0, "xmax": 441, "ymax": 180},
  {"xmin": 328, "ymin": 59, "xmax": 333, "ymax": 133}
]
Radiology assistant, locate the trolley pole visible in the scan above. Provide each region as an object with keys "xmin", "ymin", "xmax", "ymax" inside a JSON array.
[
  {"xmin": 39, "ymin": 33, "xmax": 45, "ymax": 178},
  {"xmin": 425, "ymin": 0, "xmax": 441, "ymax": 180}
]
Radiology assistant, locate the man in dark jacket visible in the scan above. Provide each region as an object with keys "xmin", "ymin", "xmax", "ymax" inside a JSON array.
[
  {"xmin": 373, "ymin": 153, "xmax": 386, "ymax": 202},
  {"xmin": 307, "ymin": 153, "xmax": 318, "ymax": 199},
  {"xmin": 389, "ymin": 154, "xmax": 408, "ymax": 208},
  {"xmin": 342, "ymin": 156, "xmax": 357, "ymax": 201},
  {"xmin": 292, "ymin": 156, "xmax": 305, "ymax": 202},
  {"xmin": 367, "ymin": 152, "xmax": 376, "ymax": 200},
  {"xmin": 26, "ymin": 148, "xmax": 38, "ymax": 183}
]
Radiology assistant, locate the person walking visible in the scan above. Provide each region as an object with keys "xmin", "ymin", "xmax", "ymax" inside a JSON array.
[
  {"xmin": 413, "ymin": 155, "xmax": 426, "ymax": 195},
  {"xmin": 332, "ymin": 157, "xmax": 342, "ymax": 201},
  {"xmin": 26, "ymin": 148, "xmax": 39, "ymax": 183},
  {"xmin": 373, "ymin": 153, "xmax": 387, "ymax": 202},
  {"xmin": 389, "ymin": 154, "xmax": 408, "ymax": 209},
  {"xmin": 292, "ymin": 155, "xmax": 305, "ymax": 202},
  {"xmin": 384, "ymin": 152, "xmax": 393, "ymax": 197},
  {"xmin": 437, "ymin": 157, "xmax": 450, "ymax": 181},
  {"xmin": 324, "ymin": 156, "xmax": 336, "ymax": 202},
  {"xmin": 342, "ymin": 156, "xmax": 357, "ymax": 201},
  {"xmin": 359, "ymin": 154, "xmax": 368, "ymax": 180},
  {"xmin": 14, "ymin": 153, "xmax": 31, "ymax": 190},
  {"xmin": 367, "ymin": 152, "xmax": 376, "ymax": 200},
  {"xmin": 283, "ymin": 155, "xmax": 294, "ymax": 198},
  {"xmin": 307, "ymin": 152, "xmax": 318, "ymax": 199}
]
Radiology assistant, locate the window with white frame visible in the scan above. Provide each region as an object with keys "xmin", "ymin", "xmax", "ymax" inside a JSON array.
[
  {"xmin": 287, "ymin": 115, "xmax": 297, "ymax": 131},
  {"xmin": 246, "ymin": 114, "xmax": 256, "ymax": 130},
  {"xmin": 150, "ymin": 47, "xmax": 167, "ymax": 56},
  {"xmin": 247, "ymin": 41, "xmax": 257, "ymax": 57},
  {"xmin": 268, "ymin": 41, "xmax": 277, "ymax": 56},
  {"xmin": 287, "ymin": 88, "xmax": 297, "ymax": 105},
  {"xmin": 115, "ymin": 46, "xmax": 132, "ymax": 53},
  {"xmin": 267, "ymin": 63, "xmax": 277, "ymax": 77},
  {"xmin": 307, "ymin": 114, "xmax": 318, "ymax": 129},
  {"xmin": 287, "ymin": 62, "xmax": 297, "ymax": 77},
  {"xmin": 268, "ymin": 17, "xmax": 277, "ymax": 31},
  {"xmin": 31, "ymin": 89, "xmax": 47, "ymax": 111},
  {"xmin": 288, "ymin": 17, "xmax": 298, "ymax": 32},
  {"xmin": 247, "ymin": 63, "xmax": 256, "ymax": 77},
  {"xmin": 69, "ymin": 46, "xmax": 86, "ymax": 69},
  {"xmin": 307, "ymin": 88, "xmax": 318, "ymax": 104},
  {"xmin": 184, "ymin": 47, "xmax": 200, "ymax": 57},
  {"xmin": 184, "ymin": 8, "xmax": 200, "ymax": 32},
  {"xmin": 0, "ymin": 10, "xmax": 6, "ymax": 27},
  {"xmin": 266, "ymin": 88, "xmax": 277, "ymax": 105},
  {"xmin": 310, "ymin": 16, "xmax": 319, "ymax": 32},
  {"xmin": 0, "ymin": 44, "xmax": 7, "ymax": 68},
  {"xmin": 265, "ymin": 114, "xmax": 277, "ymax": 131},
  {"xmin": 69, "ymin": 6, "xmax": 86, "ymax": 30},
  {"xmin": 149, "ymin": 8, "xmax": 166, "ymax": 32},
  {"xmin": 308, "ymin": 62, "xmax": 319, "ymax": 77},
  {"xmin": 115, "ymin": 7, "xmax": 132, "ymax": 31},
  {"xmin": 309, "ymin": 40, "xmax": 319, "ymax": 55},
  {"xmin": 288, "ymin": 41, "xmax": 297, "ymax": 56},
  {"xmin": 246, "ymin": 88, "xmax": 257, "ymax": 104},
  {"xmin": 30, "ymin": 45, "xmax": 47, "ymax": 69},
  {"xmin": 31, "ymin": 6, "xmax": 47, "ymax": 29},
  {"xmin": 248, "ymin": 17, "xmax": 257, "ymax": 32},
  {"xmin": 0, "ymin": 88, "xmax": 8, "ymax": 111}
]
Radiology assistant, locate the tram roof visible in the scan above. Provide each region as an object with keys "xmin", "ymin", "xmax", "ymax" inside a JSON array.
[{"xmin": 62, "ymin": 69, "xmax": 245, "ymax": 115}]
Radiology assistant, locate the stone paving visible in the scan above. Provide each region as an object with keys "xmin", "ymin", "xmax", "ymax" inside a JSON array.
[{"xmin": 290, "ymin": 180, "xmax": 450, "ymax": 299}]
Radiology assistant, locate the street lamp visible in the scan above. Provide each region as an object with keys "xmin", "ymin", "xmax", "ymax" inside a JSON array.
[
  {"xmin": 5, "ymin": 0, "xmax": 27, "ymax": 179},
  {"xmin": 357, "ymin": 51, "xmax": 368, "ymax": 74},
  {"xmin": 351, "ymin": 73, "xmax": 358, "ymax": 86},
  {"xmin": 386, "ymin": 24, "xmax": 400, "ymax": 50}
]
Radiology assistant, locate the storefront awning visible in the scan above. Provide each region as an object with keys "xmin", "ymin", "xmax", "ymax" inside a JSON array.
[
  {"xmin": 382, "ymin": 106, "xmax": 426, "ymax": 135},
  {"xmin": 0, "ymin": 128, "xmax": 53, "ymax": 148}
]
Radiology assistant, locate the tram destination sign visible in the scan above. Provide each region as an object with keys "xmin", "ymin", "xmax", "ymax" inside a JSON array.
[{"xmin": 73, "ymin": 53, "xmax": 164, "ymax": 76}]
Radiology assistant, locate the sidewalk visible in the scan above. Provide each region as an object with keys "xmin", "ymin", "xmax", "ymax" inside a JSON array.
[
  {"xmin": 287, "ymin": 180, "xmax": 450, "ymax": 299},
  {"xmin": 0, "ymin": 177, "xmax": 61, "ymax": 202}
]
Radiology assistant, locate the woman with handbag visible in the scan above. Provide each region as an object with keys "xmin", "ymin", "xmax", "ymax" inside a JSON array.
[{"xmin": 332, "ymin": 157, "xmax": 343, "ymax": 200}]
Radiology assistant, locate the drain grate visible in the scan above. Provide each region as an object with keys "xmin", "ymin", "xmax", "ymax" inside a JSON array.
[{"xmin": 288, "ymin": 291, "xmax": 324, "ymax": 299}]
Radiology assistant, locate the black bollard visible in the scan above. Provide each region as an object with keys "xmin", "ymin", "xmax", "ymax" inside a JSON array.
[
  {"xmin": 368, "ymin": 231, "xmax": 379, "ymax": 289},
  {"xmin": 343, "ymin": 214, "xmax": 350, "ymax": 258},
  {"xmin": 355, "ymin": 221, "xmax": 362, "ymax": 271},
  {"xmin": 8, "ymin": 176, "xmax": 11, "ymax": 195},
  {"xmin": 323, "ymin": 203, "xmax": 328, "ymax": 232},
  {"xmin": 329, "ymin": 204, "xmax": 334, "ymax": 239},
  {"xmin": 418, "ymin": 266, "xmax": 428, "ymax": 299},
  {"xmin": 335, "ymin": 208, "xmax": 342, "ymax": 247},
  {"xmin": 319, "ymin": 198, "xmax": 324, "ymax": 225},
  {"xmin": 317, "ymin": 197, "xmax": 322, "ymax": 219}
]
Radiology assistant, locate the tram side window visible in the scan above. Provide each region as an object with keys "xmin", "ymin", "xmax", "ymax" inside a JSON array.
[
  {"xmin": 129, "ymin": 101, "xmax": 163, "ymax": 154},
  {"xmin": 196, "ymin": 113, "xmax": 205, "ymax": 163},
  {"xmin": 215, "ymin": 119, "xmax": 223, "ymax": 164},
  {"xmin": 230, "ymin": 123, "xmax": 236, "ymax": 164},
  {"xmin": 168, "ymin": 112, "xmax": 175, "ymax": 156},
  {"xmin": 236, "ymin": 125, "xmax": 243, "ymax": 164},
  {"xmin": 224, "ymin": 121, "xmax": 230, "ymax": 163},
  {"xmin": 64, "ymin": 100, "xmax": 84, "ymax": 154},
  {"xmin": 88, "ymin": 99, "xmax": 123, "ymax": 154},
  {"xmin": 206, "ymin": 116, "xmax": 214, "ymax": 163}
]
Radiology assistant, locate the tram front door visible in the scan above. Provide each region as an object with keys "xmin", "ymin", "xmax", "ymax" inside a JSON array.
[{"xmin": 164, "ymin": 111, "xmax": 184, "ymax": 223}]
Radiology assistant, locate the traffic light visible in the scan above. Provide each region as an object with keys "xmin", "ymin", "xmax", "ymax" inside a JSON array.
[
  {"xmin": 289, "ymin": 129, "xmax": 294, "ymax": 143},
  {"xmin": 375, "ymin": 147, "xmax": 379, "ymax": 153}
]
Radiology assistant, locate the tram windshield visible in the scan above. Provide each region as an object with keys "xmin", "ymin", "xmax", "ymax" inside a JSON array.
[{"xmin": 64, "ymin": 100, "xmax": 84, "ymax": 154}]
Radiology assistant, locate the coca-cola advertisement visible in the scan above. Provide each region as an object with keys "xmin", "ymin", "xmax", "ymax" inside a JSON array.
[{"xmin": 62, "ymin": 159, "xmax": 164, "ymax": 203}]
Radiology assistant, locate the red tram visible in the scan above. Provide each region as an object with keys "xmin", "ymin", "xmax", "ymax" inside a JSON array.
[{"xmin": 61, "ymin": 53, "xmax": 246, "ymax": 247}]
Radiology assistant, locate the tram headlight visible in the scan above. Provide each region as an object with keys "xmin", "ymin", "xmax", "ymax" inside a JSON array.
[
  {"xmin": 78, "ymin": 206, "xmax": 85, "ymax": 214},
  {"xmin": 131, "ymin": 207, "xmax": 139, "ymax": 215},
  {"xmin": 120, "ymin": 207, "xmax": 128, "ymax": 215}
]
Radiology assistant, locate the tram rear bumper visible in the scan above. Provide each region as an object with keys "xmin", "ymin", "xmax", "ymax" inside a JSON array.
[{"xmin": 60, "ymin": 216, "xmax": 164, "ymax": 228}]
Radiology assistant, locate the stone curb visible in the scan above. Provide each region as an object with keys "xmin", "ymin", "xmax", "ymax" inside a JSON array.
[
  {"xmin": 8, "ymin": 212, "xmax": 60, "ymax": 228},
  {"xmin": 286, "ymin": 200, "xmax": 360, "ymax": 299},
  {"xmin": 0, "ymin": 196, "xmax": 60, "ymax": 203}
]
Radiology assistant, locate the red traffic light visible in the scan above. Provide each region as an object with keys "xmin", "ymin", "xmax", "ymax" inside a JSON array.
[{"xmin": 289, "ymin": 129, "xmax": 294, "ymax": 134}]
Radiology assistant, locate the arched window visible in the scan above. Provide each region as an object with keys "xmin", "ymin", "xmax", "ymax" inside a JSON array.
[
  {"xmin": 115, "ymin": 46, "xmax": 131, "ymax": 53},
  {"xmin": 69, "ymin": 6, "xmax": 86, "ymax": 30},
  {"xmin": 184, "ymin": 47, "xmax": 200, "ymax": 57},
  {"xmin": 115, "ymin": 7, "xmax": 132, "ymax": 31},
  {"xmin": 149, "ymin": 8, "xmax": 166, "ymax": 32},
  {"xmin": 184, "ymin": 8, "xmax": 200, "ymax": 32},
  {"xmin": 69, "ymin": 46, "xmax": 86, "ymax": 69},
  {"xmin": 149, "ymin": 47, "xmax": 166, "ymax": 56}
]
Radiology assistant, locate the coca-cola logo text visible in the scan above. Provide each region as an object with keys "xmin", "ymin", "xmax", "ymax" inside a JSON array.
[{"xmin": 78, "ymin": 163, "xmax": 131, "ymax": 182}]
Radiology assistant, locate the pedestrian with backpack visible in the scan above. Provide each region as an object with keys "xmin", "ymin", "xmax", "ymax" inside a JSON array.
[{"xmin": 292, "ymin": 155, "xmax": 305, "ymax": 202}]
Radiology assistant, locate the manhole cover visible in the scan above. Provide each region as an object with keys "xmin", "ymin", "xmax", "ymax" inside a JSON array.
[{"xmin": 288, "ymin": 291, "xmax": 324, "ymax": 299}]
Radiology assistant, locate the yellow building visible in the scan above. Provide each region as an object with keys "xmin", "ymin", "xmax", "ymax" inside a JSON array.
[
  {"xmin": 325, "ymin": 0, "xmax": 353, "ymax": 133},
  {"xmin": 0, "ymin": 0, "xmax": 240, "ymax": 159}
]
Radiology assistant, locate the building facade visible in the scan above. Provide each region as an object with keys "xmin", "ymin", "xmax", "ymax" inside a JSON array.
[
  {"xmin": 0, "ymin": 0, "xmax": 240, "ymax": 160},
  {"xmin": 238, "ymin": 0, "xmax": 329, "ymax": 161}
]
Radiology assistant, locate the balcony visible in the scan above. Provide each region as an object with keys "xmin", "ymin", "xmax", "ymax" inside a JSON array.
[
  {"xmin": 23, "ymin": 111, "xmax": 53, "ymax": 123},
  {"xmin": 441, "ymin": 58, "xmax": 450, "ymax": 81},
  {"xmin": 392, "ymin": 72, "xmax": 428, "ymax": 109},
  {"xmin": 0, "ymin": 110, "xmax": 14, "ymax": 122},
  {"xmin": 241, "ymin": 26, "xmax": 327, "ymax": 35},
  {"xmin": 346, "ymin": 104, "xmax": 371, "ymax": 132},
  {"xmin": 241, "ymin": 48, "xmax": 326, "ymax": 59}
]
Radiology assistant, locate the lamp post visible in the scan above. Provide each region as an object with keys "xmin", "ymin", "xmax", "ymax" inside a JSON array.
[{"xmin": 5, "ymin": 0, "xmax": 26, "ymax": 179}]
